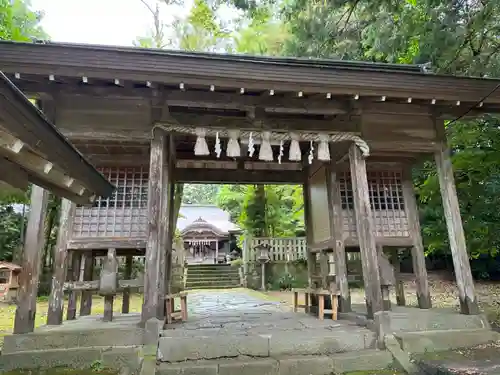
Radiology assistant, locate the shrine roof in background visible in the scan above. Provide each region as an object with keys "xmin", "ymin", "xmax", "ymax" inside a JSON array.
[{"xmin": 178, "ymin": 204, "xmax": 240, "ymax": 236}]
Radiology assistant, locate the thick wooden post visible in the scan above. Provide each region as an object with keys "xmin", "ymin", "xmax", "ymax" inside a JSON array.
[
  {"xmin": 402, "ymin": 167, "xmax": 431, "ymax": 309},
  {"xmin": 80, "ymin": 251, "xmax": 94, "ymax": 316},
  {"xmin": 348, "ymin": 144, "xmax": 383, "ymax": 318},
  {"xmin": 303, "ymin": 174, "xmax": 317, "ymax": 289},
  {"xmin": 47, "ymin": 199, "xmax": 75, "ymax": 325},
  {"xmin": 434, "ymin": 121, "xmax": 478, "ymax": 314},
  {"xmin": 157, "ymin": 136, "xmax": 174, "ymax": 319},
  {"xmin": 326, "ymin": 164, "xmax": 351, "ymax": 312},
  {"xmin": 66, "ymin": 252, "xmax": 82, "ymax": 320},
  {"xmin": 14, "ymin": 186, "xmax": 49, "ymax": 334},
  {"xmin": 164, "ymin": 178, "xmax": 176, "ymax": 295},
  {"xmin": 142, "ymin": 128, "xmax": 166, "ymax": 323},
  {"xmin": 122, "ymin": 255, "xmax": 133, "ymax": 314}
]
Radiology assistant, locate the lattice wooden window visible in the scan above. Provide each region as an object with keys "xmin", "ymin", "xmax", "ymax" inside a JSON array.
[
  {"xmin": 72, "ymin": 167, "xmax": 149, "ymax": 238},
  {"xmin": 339, "ymin": 171, "xmax": 404, "ymax": 211},
  {"xmin": 93, "ymin": 167, "xmax": 148, "ymax": 208},
  {"xmin": 339, "ymin": 169, "xmax": 409, "ymax": 238}
]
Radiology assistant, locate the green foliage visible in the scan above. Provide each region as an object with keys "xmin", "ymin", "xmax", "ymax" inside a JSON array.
[
  {"xmin": 217, "ymin": 185, "xmax": 304, "ymax": 238},
  {"xmin": 0, "ymin": 205, "xmax": 25, "ymax": 262},
  {"xmin": 182, "ymin": 184, "xmax": 219, "ymax": 204},
  {"xmin": 230, "ymin": 258, "xmax": 243, "ymax": 267},
  {"xmin": 0, "ymin": 0, "xmax": 47, "ymax": 42}
]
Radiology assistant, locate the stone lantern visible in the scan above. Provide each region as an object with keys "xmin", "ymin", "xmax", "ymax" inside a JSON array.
[{"xmin": 255, "ymin": 243, "xmax": 271, "ymax": 291}]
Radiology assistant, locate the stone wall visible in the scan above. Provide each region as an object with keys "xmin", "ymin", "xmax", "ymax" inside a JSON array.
[{"xmin": 245, "ymin": 261, "xmax": 308, "ymax": 290}]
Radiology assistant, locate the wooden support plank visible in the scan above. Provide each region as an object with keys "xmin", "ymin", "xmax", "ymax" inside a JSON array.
[
  {"xmin": 64, "ymin": 278, "xmax": 142, "ymax": 291},
  {"xmin": 79, "ymin": 251, "xmax": 94, "ymax": 316},
  {"xmin": 13, "ymin": 185, "xmax": 49, "ymax": 334},
  {"xmin": 142, "ymin": 128, "xmax": 166, "ymax": 323},
  {"xmin": 122, "ymin": 255, "xmax": 133, "ymax": 314},
  {"xmin": 348, "ymin": 143, "xmax": 383, "ymax": 318},
  {"xmin": 47, "ymin": 198, "xmax": 75, "ymax": 325},
  {"xmin": 326, "ymin": 163, "xmax": 351, "ymax": 312},
  {"xmin": 402, "ymin": 167, "xmax": 431, "ymax": 309},
  {"xmin": 434, "ymin": 120, "xmax": 479, "ymax": 315},
  {"xmin": 66, "ymin": 252, "xmax": 82, "ymax": 320},
  {"xmin": 103, "ymin": 295, "xmax": 114, "ymax": 322}
]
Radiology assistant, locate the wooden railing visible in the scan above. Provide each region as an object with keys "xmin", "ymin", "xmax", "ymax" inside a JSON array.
[{"xmin": 244, "ymin": 237, "xmax": 307, "ymax": 262}]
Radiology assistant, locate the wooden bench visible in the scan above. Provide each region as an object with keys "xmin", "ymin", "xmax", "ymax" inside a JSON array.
[
  {"xmin": 292, "ymin": 288, "xmax": 339, "ymax": 320},
  {"xmin": 165, "ymin": 292, "xmax": 188, "ymax": 324}
]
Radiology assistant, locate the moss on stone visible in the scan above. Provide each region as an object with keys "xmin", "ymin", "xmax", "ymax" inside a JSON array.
[{"xmin": 1, "ymin": 368, "xmax": 118, "ymax": 375}]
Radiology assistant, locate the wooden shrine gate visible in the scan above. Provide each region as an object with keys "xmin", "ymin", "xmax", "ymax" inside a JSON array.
[{"xmin": 0, "ymin": 40, "xmax": 497, "ymax": 332}]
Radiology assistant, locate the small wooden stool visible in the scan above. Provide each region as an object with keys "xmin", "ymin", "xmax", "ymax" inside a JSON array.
[
  {"xmin": 293, "ymin": 288, "xmax": 339, "ymax": 320},
  {"xmin": 165, "ymin": 292, "xmax": 188, "ymax": 324},
  {"xmin": 292, "ymin": 288, "xmax": 310, "ymax": 313}
]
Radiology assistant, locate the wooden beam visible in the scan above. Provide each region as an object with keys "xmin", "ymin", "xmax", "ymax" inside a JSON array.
[
  {"xmin": 13, "ymin": 185, "xmax": 49, "ymax": 334},
  {"xmin": 47, "ymin": 199, "xmax": 75, "ymax": 325},
  {"xmin": 174, "ymin": 168, "xmax": 303, "ymax": 184},
  {"xmin": 142, "ymin": 127, "xmax": 166, "ymax": 324},
  {"xmin": 0, "ymin": 157, "xmax": 30, "ymax": 190},
  {"xmin": 68, "ymin": 237, "xmax": 146, "ymax": 250},
  {"xmin": 0, "ymin": 79, "xmax": 113, "ymax": 198},
  {"xmin": 434, "ymin": 119, "xmax": 479, "ymax": 315},
  {"xmin": 402, "ymin": 166, "xmax": 431, "ymax": 309},
  {"xmin": 348, "ymin": 143, "xmax": 383, "ymax": 318},
  {"xmin": 326, "ymin": 163, "xmax": 351, "ymax": 312},
  {"xmin": 64, "ymin": 278, "xmax": 143, "ymax": 291}
]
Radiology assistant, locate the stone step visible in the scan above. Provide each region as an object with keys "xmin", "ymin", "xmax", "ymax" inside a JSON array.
[
  {"xmin": 187, "ymin": 264, "xmax": 232, "ymax": 269},
  {"xmin": 2, "ymin": 326, "xmax": 144, "ymax": 354},
  {"xmin": 185, "ymin": 285, "xmax": 239, "ymax": 290},
  {"xmin": 186, "ymin": 270, "xmax": 240, "ymax": 276},
  {"xmin": 186, "ymin": 279, "xmax": 239, "ymax": 286},
  {"xmin": 157, "ymin": 329, "xmax": 375, "ymax": 362},
  {"xmin": 0, "ymin": 346, "xmax": 143, "ymax": 373},
  {"xmin": 394, "ymin": 328, "xmax": 500, "ymax": 354},
  {"xmin": 156, "ymin": 350, "xmax": 393, "ymax": 375}
]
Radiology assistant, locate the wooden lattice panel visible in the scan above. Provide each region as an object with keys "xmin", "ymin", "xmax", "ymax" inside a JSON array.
[
  {"xmin": 339, "ymin": 170, "xmax": 409, "ymax": 239},
  {"xmin": 72, "ymin": 167, "xmax": 149, "ymax": 238}
]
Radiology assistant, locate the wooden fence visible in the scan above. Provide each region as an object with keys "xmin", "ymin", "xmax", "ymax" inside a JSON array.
[{"xmin": 244, "ymin": 237, "xmax": 307, "ymax": 262}]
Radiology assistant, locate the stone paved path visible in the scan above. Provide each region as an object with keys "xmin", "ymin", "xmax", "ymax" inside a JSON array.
[
  {"xmin": 167, "ymin": 289, "xmax": 372, "ymax": 342},
  {"xmin": 186, "ymin": 289, "xmax": 288, "ymax": 317}
]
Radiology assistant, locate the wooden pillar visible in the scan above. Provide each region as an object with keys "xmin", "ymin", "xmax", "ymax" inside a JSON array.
[
  {"xmin": 79, "ymin": 251, "xmax": 94, "ymax": 316},
  {"xmin": 348, "ymin": 144, "xmax": 383, "ymax": 318},
  {"xmin": 434, "ymin": 121, "xmax": 478, "ymax": 315},
  {"xmin": 164, "ymin": 179, "xmax": 176, "ymax": 296},
  {"xmin": 402, "ymin": 167, "xmax": 431, "ymax": 309},
  {"xmin": 47, "ymin": 199, "xmax": 75, "ymax": 325},
  {"xmin": 158, "ymin": 137, "xmax": 174, "ymax": 318},
  {"xmin": 390, "ymin": 250, "xmax": 406, "ymax": 307},
  {"xmin": 142, "ymin": 128, "xmax": 167, "ymax": 323},
  {"xmin": 66, "ymin": 252, "xmax": 82, "ymax": 320},
  {"xmin": 122, "ymin": 255, "xmax": 133, "ymax": 314},
  {"xmin": 377, "ymin": 245, "xmax": 391, "ymax": 311},
  {"xmin": 303, "ymin": 173, "xmax": 317, "ymax": 289},
  {"xmin": 13, "ymin": 186, "xmax": 49, "ymax": 334},
  {"xmin": 326, "ymin": 163, "xmax": 351, "ymax": 312}
]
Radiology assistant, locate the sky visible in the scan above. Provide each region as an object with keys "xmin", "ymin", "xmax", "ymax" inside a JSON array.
[{"xmin": 30, "ymin": 0, "xmax": 190, "ymax": 46}]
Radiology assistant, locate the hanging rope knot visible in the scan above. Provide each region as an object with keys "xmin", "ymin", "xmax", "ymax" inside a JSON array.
[
  {"xmin": 317, "ymin": 133, "xmax": 330, "ymax": 161},
  {"xmin": 227, "ymin": 130, "xmax": 241, "ymax": 158},
  {"xmin": 259, "ymin": 131, "xmax": 273, "ymax": 161},
  {"xmin": 194, "ymin": 127, "xmax": 210, "ymax": 156},
  {"xmin": 289, "ymin": 133, "xmax": 301, "ymax": 161}
]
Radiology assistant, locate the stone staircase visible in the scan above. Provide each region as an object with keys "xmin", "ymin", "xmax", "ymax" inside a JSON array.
[{"xmin": 185, "ymin": 264, "xmax": 241, "ymax": 290}]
